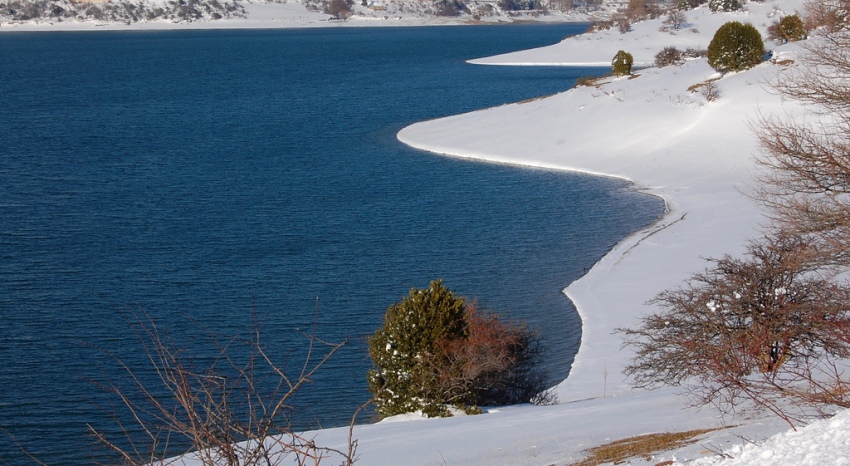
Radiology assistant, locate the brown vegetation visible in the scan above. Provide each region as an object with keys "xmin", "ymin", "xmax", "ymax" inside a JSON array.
[
  {"xmin": 91, "ymin": 309, "xmax": 359, "ymax": 465},
  {"xmin": 571, "ymin": 428, "xmax": 719, "ymax": 466}
]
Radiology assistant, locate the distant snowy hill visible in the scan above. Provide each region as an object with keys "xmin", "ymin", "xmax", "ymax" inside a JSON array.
[{"xmin": 0, "ymin": 0, "xmax": 626, "ymax": 29}]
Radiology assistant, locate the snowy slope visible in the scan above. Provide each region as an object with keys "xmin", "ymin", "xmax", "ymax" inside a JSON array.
[
  {"xmin": 687, "ymin": 408, "xmax": 850, "ymax": 466},
  {"xmin": 472, "ymin": 0, "xmax": 808, "ymax": 66},
  {"xmin": 400, "ymin": 34, "xmax": 803, "ymax": 407}
]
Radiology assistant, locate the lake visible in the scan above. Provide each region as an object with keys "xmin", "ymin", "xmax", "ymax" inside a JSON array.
[{"xmin": 0, "ymin": 24, "xmax": 663, "ymax": 464}]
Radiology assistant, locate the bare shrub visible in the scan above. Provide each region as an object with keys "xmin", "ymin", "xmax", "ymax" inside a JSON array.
[
  {"xmin": 325, "ymin": 0, "xmax": 354, "ymax": 19},
  {"xmin": 700, "ymin": 79, "xmax": 721, "ymax": 101},
  {"xmin": 620, "ymin": 234, "xmax": 850, "ymax": 423},
  {"xmin": 433, "ymin": 0, "xmax": 466, "ymax": 16},
  {"xmin": 682, "ymin": 47, "xmax": 706, "ymax": 59},
  {"xmin": 91, "ymin": 309, "xmax": 358, "ymax": 465},
  {"xmin": 587, "ymin": 20, "xmax": 613, "ymax": 32},
  {"xmin": 574, "ymin": 75, "xmax": 603, "ymax": 88},
  {"xmin": 617, "ymin": 17, "xmax": 631, "ymax": 34},
  {"xmin": 755, "ymin": 27, "xmax": 850, "ymax": 266},
  {"xmin": 802, "ymin": 0, "xmax": 850, "ymax": 32},
  {"xmin": 435, "ymin": 305, "xmax": 549, "ymax": 408},
  {"xmin": 655, "ymin": 46, "xmax": 683, "ymax": 67},
  {"xmin": 663, "ymin": 9, "xmax": 687, "ymax": 30}
]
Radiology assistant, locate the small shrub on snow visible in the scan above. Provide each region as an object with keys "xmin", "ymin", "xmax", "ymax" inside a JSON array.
[
  {"xmin": 682, "ymin": 47, "xmax": 707, "ymax": 59},
  {"xmin": 700, "ymin": 80, "xmax": 721, "ymax": 101},
  {"xmin": 655, "ymin": 47, "xmax": 684, "ymax": 67},
  {"xmin": 587, "ymin": 19, "xmax": 614, "ymax": 32},
  {"xmin": 611, "ymin": 50, "xmax": 634, "ymax": 76},
  {"xmin": 768, "ymin": 14, "xmax": 806, "ymax": 43},
  {"xmin": 663, "ymin": 9, "xmax": 687, "ymax": 30}
]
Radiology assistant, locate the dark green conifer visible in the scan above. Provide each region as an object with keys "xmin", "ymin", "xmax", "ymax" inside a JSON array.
[
  {"xmin": 707, "ymin": 21, "xmax": 765, "ymax": 73},
  {"xmin": 367, "ymin": 280, "xmax": 467, "ymax": 418},
  {"xmin": 777, "ymin": 15, "xmax": 806, "ymax": 43},
  {"xmin": 612, "ymin": 50, "xmax": 634, "ymax": 76}
]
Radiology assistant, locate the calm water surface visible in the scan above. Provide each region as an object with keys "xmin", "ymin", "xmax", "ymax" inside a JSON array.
[{"xmin": 0, "ymin": 24, "xmax": 663, "ymax": 464}]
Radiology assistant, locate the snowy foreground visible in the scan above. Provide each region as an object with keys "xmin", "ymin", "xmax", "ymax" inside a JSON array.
[{"xmin": 162, "ymin": 0, "xmax": 848, "ymax": 464}]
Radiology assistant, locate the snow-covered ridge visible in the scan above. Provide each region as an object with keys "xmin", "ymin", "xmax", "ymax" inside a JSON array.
[{"xmin": 0, "ymin": 0, "xmax": 608, "ymax": 30}]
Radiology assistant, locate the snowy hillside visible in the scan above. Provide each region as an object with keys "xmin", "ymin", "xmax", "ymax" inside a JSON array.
[{"xmin": 0, "ymin": 0, "xmax": 608, "ymax": 30}]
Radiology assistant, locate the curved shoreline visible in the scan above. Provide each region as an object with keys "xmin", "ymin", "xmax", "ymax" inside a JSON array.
[
  {"xmin": 398, "ymin": 120, "xmax": 678, "ymax": 394},
  {"xmin": 394, "ymin": 44, "xmax": 777, "ymax": 402}
]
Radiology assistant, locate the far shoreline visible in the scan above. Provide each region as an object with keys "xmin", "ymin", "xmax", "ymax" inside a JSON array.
[{"xmin": 0, "ymin": 8, "xmax": 596, "ymax": 33}]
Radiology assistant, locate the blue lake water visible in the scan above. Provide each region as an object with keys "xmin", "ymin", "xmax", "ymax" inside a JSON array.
[{"xmin": 0, "ymin": 24, "xmax": 663, "ymax": 464}]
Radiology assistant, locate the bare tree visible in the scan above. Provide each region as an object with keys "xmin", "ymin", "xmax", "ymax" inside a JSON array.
[
  {"xmin": 802, "ymin": 0, "xmax": 850, "ymax": 32},
  {"xmin": 754, "ymin": 27, "xmax": 850, "ymax": 268},
  {"xmin": 91, "ymin": 309, "xmax": 359, "ymax": 466},
  {"xmin": 620, "ymin": 234, "xmax": 850, "ymax": 423},
  {"xmin": 663, "ymin": 9, "xmax": 687, "ymax": 30}
]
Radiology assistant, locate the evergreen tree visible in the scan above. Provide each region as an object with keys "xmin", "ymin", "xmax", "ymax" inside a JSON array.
[
  {"xmin": 707, "ymin": 21, "xmax": 764, "ymax": 72},
  {"xmin": 367, "ymin": 281, "xmax": 550, "ymax": 418},
  {"xmin": 612, "ymin": 50, "xmax": 634, "ymax": 76},
  {"xmin": 777, "ymin": 14, "xmax": 806, "ymax": 43},
  {"xmin": 367, "ymin": 280, "xmax": 468, "ymax": 418}
]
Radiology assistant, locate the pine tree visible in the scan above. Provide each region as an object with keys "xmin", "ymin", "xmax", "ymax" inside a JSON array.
[{"xmin": 367, "ymin": 280, "xmax": 468, "ymax": 418}]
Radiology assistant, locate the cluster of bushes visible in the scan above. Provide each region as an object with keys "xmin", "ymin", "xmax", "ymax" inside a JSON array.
[
  {"xmin": 654, "ymin": 46, "xmax": 706, "ymax": 67},
  {"xmin": 324, "ymin": 0, "xmax": 353, "ymax": 19},
  {"xmin": 432, "ymin": 0, "xmax": 466, "ymax": 16},
  {"xmin": 367, "ymin": 280, "xmax": 550, "ymax": 418},
  {"xmin": 0, "ymin": 0, "xmax": 243, "ymax": 23},
  {"xmin": 802, "ymin": 0, "xmax": 850, "ymax": 31}
]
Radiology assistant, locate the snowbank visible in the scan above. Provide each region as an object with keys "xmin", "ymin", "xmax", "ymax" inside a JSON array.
[{"xmin": 687, "ymin": 408, "xmax": 850, "ymax": 466}]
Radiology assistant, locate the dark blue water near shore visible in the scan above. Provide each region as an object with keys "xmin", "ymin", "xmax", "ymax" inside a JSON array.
[{"xmin": 0, "ymin": 24, "xmax": 663, "ymax": 464}]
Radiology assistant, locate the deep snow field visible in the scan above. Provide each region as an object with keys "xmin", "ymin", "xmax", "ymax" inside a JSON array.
[{"xmin": 13, "ymin": 0, "xmax": 850, "ymax": 463}]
